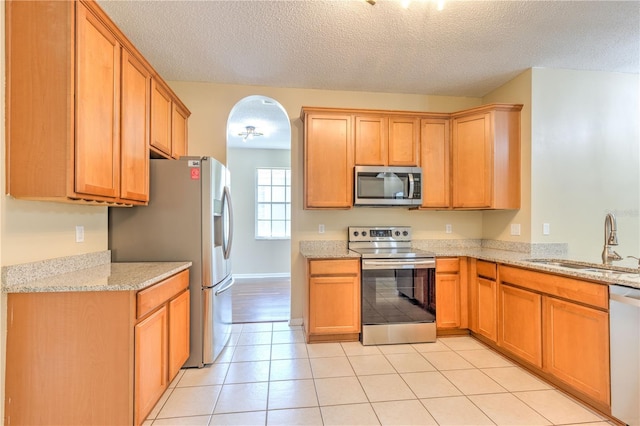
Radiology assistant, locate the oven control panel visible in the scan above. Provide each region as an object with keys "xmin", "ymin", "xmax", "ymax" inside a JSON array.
[{"xmin": 348, "ymin": 226, "xmax": 411, "ymax": 242}]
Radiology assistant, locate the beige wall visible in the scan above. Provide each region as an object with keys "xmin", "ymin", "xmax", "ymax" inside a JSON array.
[
  {"xmin": 481, "ymin": 69, "xmax": 533, "ymax": 242},
  {"xmin": 228, "ymin": 148, "xmax": 291, "ymax": 276},
  {"xmin": 530, "ymin": 68, "xmax": 640, "ymax": 262},
  {"xmin": 169, "ymin": 81, "xmax": 487, "ymax": 321}
]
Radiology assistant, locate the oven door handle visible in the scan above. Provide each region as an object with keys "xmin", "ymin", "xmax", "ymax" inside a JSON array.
[{"xmin": 361, "ymin": 259, "xmax": 436, "ymax": 270}]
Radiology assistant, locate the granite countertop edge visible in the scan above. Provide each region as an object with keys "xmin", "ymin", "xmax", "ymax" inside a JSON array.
[
  {"xmin": 2, "ymin": 253, "xmax": 193, "ymax": 294},
  {"xmin": 299, "ymin": 241, "xmax": 640, "ymax": 289}
]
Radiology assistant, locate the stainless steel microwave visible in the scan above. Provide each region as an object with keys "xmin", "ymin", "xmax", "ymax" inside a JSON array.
[{"xmin": 354, "ymin": 166, "xmax": 422, "ymax": 206}]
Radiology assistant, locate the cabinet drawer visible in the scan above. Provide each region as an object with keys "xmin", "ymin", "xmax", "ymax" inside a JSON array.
[
  {"xmin": 137, "ymin": 270, "xmax": 189, "ymax": 319},
  {"xmin": 436, "ymin": 257, "xmax": 459, "ymax": 273},
  {"xmin": 309, "ymin": 259, "xmax": 359, "ymax": 276},
  {"xmin": 477, "ymin": 260, "xmax": 497, "ymax": 280},
  {"xmin": 499, "ymin": 265, "xmax": 608, "ymax": 310}
]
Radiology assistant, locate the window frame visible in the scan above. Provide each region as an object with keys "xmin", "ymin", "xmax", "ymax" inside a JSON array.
[{"xmin": 255, "ymin": 167, "xmax": 291, "ymax": 240}]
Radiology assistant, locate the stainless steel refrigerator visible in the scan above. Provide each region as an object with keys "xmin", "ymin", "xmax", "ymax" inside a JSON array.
[{"xmin": 109, "ymin": 157, "xmax": 234, "ymax": 368}]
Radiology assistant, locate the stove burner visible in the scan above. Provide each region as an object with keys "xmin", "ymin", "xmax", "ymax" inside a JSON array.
[{"xmin": 348, "ymin": 226, "xmax": 435, "ymax": 260}]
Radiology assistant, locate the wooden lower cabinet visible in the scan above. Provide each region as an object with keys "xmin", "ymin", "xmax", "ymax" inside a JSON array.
[
  {"xmin": 435, "ymin": 257, "xmax": 468, "ymax": 332},
  {"xmin": 498, "ymin": 283, "xmax": 542, "ymax": 367},
  {"xmin": 494, "ymin": 264, "xmax": 611, "ymax": 412},
  {"xmin": 135, "ymin": 306, "xmax": 169, "ymax": 425},
  {"xmin": 168, "ymin": 289, "xmax": 191, "ymax": 379},
  {"xmin": 476, "ymin": 277, "xmax": 498, "ymax": 342},
  {"xmin": 305, "ymin": 259, "xmax": 360, "ymax": 342},
  {"xmin": 4, "ymin": 269, "xmax": 190, "ymax": 426},
  {"xmin": 543, "ymin": 296, "xmax": 610, "ymax": 406}
]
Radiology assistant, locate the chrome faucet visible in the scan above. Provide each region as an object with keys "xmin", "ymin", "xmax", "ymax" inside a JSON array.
[{"xmin": 602, "ymin": 213, "xmax": 623, "ymax": 265}]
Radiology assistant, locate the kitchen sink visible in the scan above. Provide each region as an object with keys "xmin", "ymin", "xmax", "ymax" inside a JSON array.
[{"xmin": 526, "ymin": 259, "xmax": 640, "ymax": 275}]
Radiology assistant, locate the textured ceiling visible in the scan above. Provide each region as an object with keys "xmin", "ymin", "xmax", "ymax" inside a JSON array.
[{"xmin": 97, "ymin": 0, "xmax": 640, "ymax": 149}]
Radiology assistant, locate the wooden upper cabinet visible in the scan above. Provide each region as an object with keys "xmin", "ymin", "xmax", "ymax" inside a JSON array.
[
  {"xmin": 120, "ymin": 49, "xmax": 151, "ymax": 203},
  {"xmin": 6, "ymin": 0, "xmax": 154, "ymax": 205},
  {"xmin": 302, "ymin": 109, "xmax": 354, "ymax": 209},
  {"xmin": 388, "ymin": 117, "xmax": 420, "ymax": 166},
  {"xmin": 150, "ymin": 78, "xmax": 174, "ymax": 157},
  {"xmin": 451, "ymin": 104, "xmax": 522, "ymax": 209},
  {"xmin": 75, "ymin": 3, "xmax": 120, "ymax": 199},
  {"xmin": 420, "ymin": 118, "xmax": 450, "ymax": 208},
  {"xmin": 150, "ymin": 77, "xmax": 191, "ymax": 160},
  {"xmin": 172, "ymin": 102, "xmax": 190, "ymax": 159},
  {"xmin": 354, "ymin": 115, "xmax": 419, "ymax": 166},
  {"xmin": 355, "ymin": 116, "xmax": 387, "ymax": 166},
  {"xmin": 6, "ymin": 0, "xmax": 189, "ymax": 205}
]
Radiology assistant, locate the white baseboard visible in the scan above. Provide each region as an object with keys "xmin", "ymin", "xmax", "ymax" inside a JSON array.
[
  {"xmin": 288, "ymin": 318, "xmax": 303, "ymax": 326},
  {"xmin": 233, "ymin": 273, "xmax": 291, "ymax": 280}
]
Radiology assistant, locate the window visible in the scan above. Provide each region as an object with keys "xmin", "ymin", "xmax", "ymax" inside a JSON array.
[{"xmin": 256, "ymin": 168, "xmax": 291, "ymax": 239}]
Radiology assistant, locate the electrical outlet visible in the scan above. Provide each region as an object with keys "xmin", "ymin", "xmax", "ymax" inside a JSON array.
[
  {"xmin": 543, "ymin": 223, "xmax": 550, "ymax": 235},
  {"xmin": 75, "ymin": 225, "xmax": 84, "ymax": 243},
  {"xmin": 445, "ymin": 224, "xmax": 452, "ymax": 234},
  {"xmin": 318, "ymin": 224, "xmax": 325, "ymax": 234},
  {"xmin": 510, "ymin": 224, "xmax": 521, "ymax": 236}
]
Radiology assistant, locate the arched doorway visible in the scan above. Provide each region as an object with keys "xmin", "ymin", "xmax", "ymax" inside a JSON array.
[{"xmin": 226, "ymin": 95, "xmax": 292, "ymax": 323}]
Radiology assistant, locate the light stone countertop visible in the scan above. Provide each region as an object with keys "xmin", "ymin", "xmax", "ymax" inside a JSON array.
[
  {"xmin": 300, "ymin": 240, "xmax": 640, "ymax": 290},
  {"xmin": 2, "ymin": 251, "xmax": 192, "ymax": 293}
]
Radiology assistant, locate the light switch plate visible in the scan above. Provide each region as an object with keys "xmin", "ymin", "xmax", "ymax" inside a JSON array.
[
  {"xmin": 510, "ymin": 224, "xmax": 521, "ymax": 236},
  {"xmin": 543, "ymin": 223, "xmax": 550, "ymax": 235},
  {"xmin": 445, "ymin": 224, "xmax": 452, "ymax": 234}
]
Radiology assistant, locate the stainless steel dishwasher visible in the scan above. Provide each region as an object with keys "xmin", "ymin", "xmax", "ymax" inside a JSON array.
[{"xmin": 610, "ymin": 284, "xmax": 640, "ymax": 426}]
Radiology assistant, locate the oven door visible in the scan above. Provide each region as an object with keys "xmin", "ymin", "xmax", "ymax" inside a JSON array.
[{"xmin": 361, "ymin": 258, "xmax": 436, "ymax": 327}]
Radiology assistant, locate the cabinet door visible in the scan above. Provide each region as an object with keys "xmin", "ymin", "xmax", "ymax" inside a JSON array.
[
  {"xmin": 172, "ymin": 102, "xmax": 189, "ymax": 159},
  {"xmin": 436, "ymin": 273, "xmax": 460, "ymax": 329},
  {"xmin": 388, "ymin": 117, "xmax": 419, "ymax": 166},
  {"xmin": 309, "ymin": 275, "xmax": 360, "ymax": 334},
  {"xmin": 120, "ymin": 48, "xmax": 150, "ymax": 203},
  {"xmin": 168, "ymin": 290, "xmax": 190, "ymax": 380},
  {"xmin": 498, "ymin": 284, "xmax": 542, "ymax": 367},
  {"xmin": 452, "ymin": 112, "xmax": 492, "ymax": 208},
  {"xmin": 476, "ymin": 277, "xmax": 497, "ymax": 341},
  {"xmin": 304, "ymin": 114, "xmax": 354, "ymax": 208},
  {"xmin": 75, "ymin": 2, "xmax": 120, "ymax": 198},
  {"xmin": 135, "ymin": 306, "xmax": 168, "ymax": 426},
  {"xmin": 150, "ymin": 78, "xmax": 173, "ymax": 157},
  {"xmin": 354, "ymin": 116, "xmax": 386, "ymax": 165},
  {"xmin": 543, "ymin": 297, "xmax": 610, "ymax": 406},
  {"xmin": 420, "ymin": 118, "xmax": 450, "ymax": 208}
]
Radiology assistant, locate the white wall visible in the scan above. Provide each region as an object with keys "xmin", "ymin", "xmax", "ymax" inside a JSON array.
[
  {"xmin": 228, "ymin": 148, "xmax": 291, "ymax": 276},
  {"xmin": 530, "ymin": 68, "xmax": 640, "ymax": 262}
]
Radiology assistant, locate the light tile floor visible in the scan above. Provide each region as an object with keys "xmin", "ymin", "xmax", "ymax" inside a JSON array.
[{"xmin": 143, "ymin": 322, "xmax": 613, "ymax": 425}]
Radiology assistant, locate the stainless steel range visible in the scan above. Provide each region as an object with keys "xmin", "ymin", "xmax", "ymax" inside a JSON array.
[{"xmin": 349, "ymin": 226, "xmax": 436, "ymax": 345}]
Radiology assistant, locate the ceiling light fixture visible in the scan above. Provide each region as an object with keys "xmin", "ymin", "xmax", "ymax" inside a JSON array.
[
  {"xmin": 237, "ymin": 126, "xmax": 264, "ymax": 141},
  {"xmin": 366, "ymin": 0, "xmax": 445, "ymax": 10}
]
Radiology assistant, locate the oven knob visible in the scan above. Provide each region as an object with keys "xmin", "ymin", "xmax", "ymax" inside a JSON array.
[
  {"xmin": 403, "ymin": 231, "xmax": 409, "ymax": 236},
  {"xmin": 353, "ymin": 231, "xmax": 359, "ymax": 237},
  {"xmin": 362, "ymin": 231, "xmax": 367, "ymax": 237},
  {"xmin": 395, "ymin": 231, "xmax": 400, "ymax": 236}
]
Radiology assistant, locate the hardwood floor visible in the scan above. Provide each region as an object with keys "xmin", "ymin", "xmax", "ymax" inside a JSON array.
[{"xmin": 232, "ymin": 277, "xmax": 291, "ymax": 323}]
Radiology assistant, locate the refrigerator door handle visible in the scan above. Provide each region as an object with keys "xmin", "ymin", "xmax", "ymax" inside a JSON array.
[
  {"xmin": 214, "ymin": 277, "xmax": 235, "ymax": 296},
  {"xmin": 222, "ymin": 186, "xmax": 234, "ymax": 260}
]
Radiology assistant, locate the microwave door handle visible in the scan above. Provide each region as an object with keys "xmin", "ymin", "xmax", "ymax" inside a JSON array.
[{"xmin": 408, "ymin": 173, "xmax": 415, "ymax": 199}]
